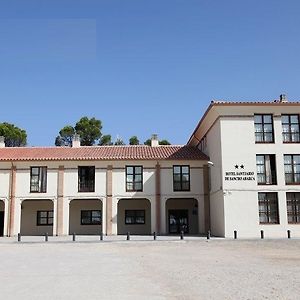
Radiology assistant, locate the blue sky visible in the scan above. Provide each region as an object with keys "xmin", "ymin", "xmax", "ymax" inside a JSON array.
[{"xmin": 0, "ymin": 0, "xmax": 300, "ymax": 146}]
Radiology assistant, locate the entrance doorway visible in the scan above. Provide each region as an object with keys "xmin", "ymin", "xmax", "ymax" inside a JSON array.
[
  {"xmin": 168, "ymin": 209, "xmax": 189, "ymax": 234},
  {"xmin": 0, "ymin": 211, "xmax": 4, "ymax": 236},
  {"xmin": 165, "ymin": 198, "xmax": 199, "ymax": 235}
]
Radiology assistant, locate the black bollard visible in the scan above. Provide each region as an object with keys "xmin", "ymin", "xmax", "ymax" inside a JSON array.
[
  {"xmin": 100, "ymin": 232, "xmax": 103, "ymax": 241},
  {"xmin": 180, "ymin": 231, "xmax": 184, "ymax": 240},
  {"xmin": 18, "ymin": 233, "xmax": 21, "ymax": 242},
  {"xmin": 287, "ymin": 230, "xmax": 291, "ymax": 239},
  {"xmin": 153, "ymin": 232, "xmax": 157, "ymax": 240},
  {"xmin": 260, "ymin": 230, "xmax": 264, "ymax": 239},
  {"xmin": 207, "ymin": 230, "xmax": 211, "ymax": 240},
  {"xmin": 127, "ymin": 232, "xmax": 130, "ymax": 241},
  {"xmin": 45, "ymin": 232, "xmax": 48, "ymax": 242},
  {"xmin": 72, "ymin": 232, "xmax": 76, "ymax": 242},
  {"xmin": 234, "ymin": 230, "xmax": 237, "ymax": 239}
]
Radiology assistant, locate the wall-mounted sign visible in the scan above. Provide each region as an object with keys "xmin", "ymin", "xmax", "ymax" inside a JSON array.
[{"xmin": 224, "ymin": 165, "xmax": 255, "ymax": 181}]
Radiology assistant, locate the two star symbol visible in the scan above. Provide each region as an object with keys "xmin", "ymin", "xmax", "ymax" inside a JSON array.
[{"xmin": 235, "ymin": 165, "xmax": 244, "ymax": 169}]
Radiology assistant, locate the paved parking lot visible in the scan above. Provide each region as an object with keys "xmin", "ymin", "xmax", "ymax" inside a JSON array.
[{"xmin": 0, "ymin": 237, "xmax": 299, "ymax": 299}]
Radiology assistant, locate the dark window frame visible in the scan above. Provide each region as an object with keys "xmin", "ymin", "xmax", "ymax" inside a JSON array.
[
  {"xmin": 173, "ymin": 165, "xmax": 191, "ymax": 192},
  {"xmin": 125, "ymin": 166, "xmax": 143, "ymax": 192},
  {"xmin": 282, "ymin": 114, "xmax": 300, "ymax": 143},
  {"xmin": 284, "ymin": 154, "xmax": 300, "ymax": 185},
  {"xmin": 258, "ymin": 192, "xmax": 279, "ymax": 224},
  {"xmin": 80, "ymin": 210, "xmax": 102, "ymax": 225},
  {"xmin": 125, "ymin": 210, "xmax": 145, "ymax": 225},
  {"xmin": 286, "ymin": 193, "xmax": 300, "ymax": 224},
  {"xmin": 37, "ymin": 210, "xmax": 53, "ymax": 226},
  {"xmin": 78, "ymin": 166, "xmax": 95, "ymax": 192},
  {"xmin": 256, "ymin": 154, "xmax": 277, "ymax": 185},
  {"xmin": 30, "ymin": 166, "xmax": 47, "ymax": 193},
  {"xmin": 254, "ymin": 114, "xmax": 274, "ymax": 143}
]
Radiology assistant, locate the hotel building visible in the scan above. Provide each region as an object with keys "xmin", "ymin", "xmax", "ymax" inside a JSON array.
[
  {"xmin": 188, "ymin": 95, "xmax": 300, "ymax": 238},
  {"xmin": 0, "ymin": 96, "xmax": 299, "ymax": 238}
]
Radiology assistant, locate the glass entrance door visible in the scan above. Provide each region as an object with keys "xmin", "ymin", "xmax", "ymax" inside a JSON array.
[{"xmin": 168, "ymin": 209, "xmax": 189, "ymax": 234}]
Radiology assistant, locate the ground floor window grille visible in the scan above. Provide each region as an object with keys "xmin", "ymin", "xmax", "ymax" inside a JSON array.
[
  {"xmin": 286, "ymin": 193, "xmax": 300, "ymax": 223},
  {"xmin": 125, "ymin": 210, "xmax": 145, "ymax": 224},
  {"xmin": 258, "ymin": 193, "xmax": 279, "ymax": 224},
  {"xmin": 81, "ymin": 210, "xmax": 102, "ymax": 225},
  {"xmin": 37, "ymin": 211, "xmax": 53, "ymax": 226}
]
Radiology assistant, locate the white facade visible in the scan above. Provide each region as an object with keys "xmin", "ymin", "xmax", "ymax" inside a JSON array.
[{"xmin": 189, "ymin": 99, "xmax": 300, "ymax": 238}]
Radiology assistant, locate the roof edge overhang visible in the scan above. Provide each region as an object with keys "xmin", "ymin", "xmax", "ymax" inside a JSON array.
[{"xmin": 187, "ymin": 102, "xmax": 214, "ymax": 145}]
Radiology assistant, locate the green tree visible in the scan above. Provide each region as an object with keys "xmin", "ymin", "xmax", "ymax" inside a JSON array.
[
  {"xmin": 75, "ymin": 117, "xmax": 102, "ymax": 146},
  {"xmin": 55, "ymin": 126, "xmax": 75, "ymax": 146},
  {"xmin": 0, "ymin": 122, "xmax": 27, "ymax": 147},
  {"xmin": 129, "ymin": 136, "xmax": 139, "ymax": 145},
  {"xmin": 144, "ymin": 139, "xmax": 151, "ymax": 146},
  {"xmin": 159, "ymin": 139, "xmax": 171, "ymax": 145},
  {"xmin": 99, "ymin": 134, "xmax": 113, "ymax": 146},
  {"xmin": 55, "ymin": 117, "xmax": 102, "ymax": 146}
]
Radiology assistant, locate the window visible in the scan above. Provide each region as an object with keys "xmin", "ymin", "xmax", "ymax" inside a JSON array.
[
  {"xmin": 78, "ymin": 166, "xmax": 95, "ymax": 192},
  {"xmin": 286, "ymin": 193, "xmax": 300, "ymax": 224},
  {"xmin": 81, "ymin": 210, "xmax": 102, "ymax": 225},
  {"xmin": 173, "ymin": 165, "xmax": 190, "ymax": 191},
  {"xmin": 37, "ymin": 211, "xmax": 53, "ymax": 226},
  {"xmin": 282, "ymin": 115, "xmax": 300, "ymax": 143},
  {"xmin": 125, "ymin": 210, "xmax": 145, "ymax": 224},
  {"xmin": 30, "ymin": 167, "xmax": 47, "ymax": 193},
  {"xmin": 256, "ymin": 155, "xmax": 277, "ymax": 185},
  {"xmin": 254, "ymin": 114, "xmax": 274, "ymax": 143},
  {"xmin": 284, "ymin": 155, "xmax": 300, "ymax": 184},
  {"xmin": 258, "ymin": 193, "xmax": 279, "ymax": 224},
  {"xmin": 126, "ymin": 166, "xmax": 143, "ymax": 192}
]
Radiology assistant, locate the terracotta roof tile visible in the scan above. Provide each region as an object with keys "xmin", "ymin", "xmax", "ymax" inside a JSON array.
[{"xmin": 0, "ymin": 145, "xmax": 209, "ymax": 161}]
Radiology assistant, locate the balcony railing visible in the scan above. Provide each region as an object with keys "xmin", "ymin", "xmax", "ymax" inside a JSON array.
[{"xmin": 78, "ymin": 181, "xmax": 95, "ymax": 192}]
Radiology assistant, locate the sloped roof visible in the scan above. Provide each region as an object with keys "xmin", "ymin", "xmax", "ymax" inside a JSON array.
[
  {"xmin": 188, "ymin": 100, "xmax": 300, "ymax": 145},
  {"xmin": 0, "ymin": 145, "xmax": 209, "ymax": 161}
]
